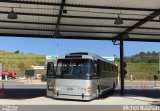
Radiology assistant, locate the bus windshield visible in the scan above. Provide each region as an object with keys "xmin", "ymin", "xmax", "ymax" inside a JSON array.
[{"xmin": 56, "ymin": 59, "xmax": 92, "ymax": 78}]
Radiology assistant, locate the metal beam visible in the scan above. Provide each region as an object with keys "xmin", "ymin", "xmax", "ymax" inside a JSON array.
[
  {"xmin": 114, "ymin": 9, "xmax": 160, "ymax": 40},
  {"xmin": 0, "ymin": 20, "xmax": 57, "ymax": 26},
  {"xmin": 0, "ymin": 1, "xmax": 157, "ymax": 11},
  {"xmin": 1, "ymin": 20, "xmax": 160, "ymax": 30},
  {"xmin": 125, "ymin": 38, "xmax": 160, "ymax": 42},
  {"xmin": 0, "ymin": 11, "xmax": 58, "ymax": 17},
  {"xmin": 0, "ymin": 11, "xmax": 160, "ymax": 22},
  {"xmin": 0, "ymin": 33, "xmax": 159, "ymax": 42},
  {"xmin": 0, "ymin": 27, "xmax": 160, "ymax": 36},
  {"xmin": 55, "ymin": 0, "xmax": 66, "ymax": 31},
  {"xmin": 59, "ymin": 15, "xmax": 160, "ymax": 22},
  {"xmin": 0, "ymin": 33, "xmax": 114, "ymax": 40}
]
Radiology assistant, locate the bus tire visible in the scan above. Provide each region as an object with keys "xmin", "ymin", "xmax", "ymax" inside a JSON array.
[
  {"xmin": 113, "ymin": 82, "xmax": 116, "ymax": 90},
  {"xmin": 96, "ymin": 87, "xmax": 100, "ymax": 99}
]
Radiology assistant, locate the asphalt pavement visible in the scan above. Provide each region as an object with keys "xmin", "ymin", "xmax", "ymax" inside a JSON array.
[{"xmin": 0, "ymin": 81, "xmax": 159, "ymax": 99}]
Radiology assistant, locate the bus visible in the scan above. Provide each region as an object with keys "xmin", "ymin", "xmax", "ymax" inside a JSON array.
[{"xmin": 46, "ymin": 52, "xmax": 118, "ymax": 100}]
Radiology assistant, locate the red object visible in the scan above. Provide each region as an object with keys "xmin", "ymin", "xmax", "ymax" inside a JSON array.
[{"xmin": 1, "ymin": 70, "xmax": 16, "ymax": 79}]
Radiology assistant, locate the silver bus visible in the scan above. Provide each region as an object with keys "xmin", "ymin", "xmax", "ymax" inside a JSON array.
[{"xmin": 46, "ymin": 52, "xmax": 118, "ymax": 100}]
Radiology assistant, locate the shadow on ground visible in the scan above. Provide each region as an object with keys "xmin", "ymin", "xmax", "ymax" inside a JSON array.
[
  {"xmin": 99, "ymin": 88, "xmax": 160, "ymax": 100},
  {"xmin": 124, "ymin": 89, "xmax": 160, "ymax": 99},
  {"xmin": 0, "ymin": 89, "xmax": 46, "ymax": 99},
  {"xmin": 0, "ymin": 88, "xmax": 159, "ymax": 100}
]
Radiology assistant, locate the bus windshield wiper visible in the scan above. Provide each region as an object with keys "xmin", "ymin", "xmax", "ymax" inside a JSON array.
[{"xmin": 73, "ymin": 74, "xmax": 83, "ymax": 79}]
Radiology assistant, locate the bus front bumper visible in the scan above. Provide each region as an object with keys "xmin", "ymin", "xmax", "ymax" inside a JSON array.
[{"xmin": 53, "ymin": 92, "xmax": 95, "ymax": 100}]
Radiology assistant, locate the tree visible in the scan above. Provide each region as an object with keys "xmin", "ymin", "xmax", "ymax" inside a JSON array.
[
  {"xmin": 15, "ymin": 50, "xmax": 19, "ymax": 54},
  {"xmin": 139, "ymin": 52, "xmax": 146, "ymax": 55}
]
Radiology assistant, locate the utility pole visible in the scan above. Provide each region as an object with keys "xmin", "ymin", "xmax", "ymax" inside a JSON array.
[
  {"xmin": 56, "ymin": 44, "xmax": 59, "ymax": 57},
  {"xmin": 158, "ymin": 48, "xmax": 160, "ymax": 73},
  {"xmin": 0, "ymin": 64, "xmax": 2, "ymax": 80},
  {"xmin": 158, "ymin": 43, "xmax": 160, "ymax": 73}
]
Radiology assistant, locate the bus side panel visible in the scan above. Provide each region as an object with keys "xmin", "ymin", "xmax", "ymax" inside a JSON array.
[
  {"xmin": 47, "ymin": 78, "xmax": 55, "ymax": 97},
  {"xmin": 99, "ymin": 69, "xmax": 118, "ymax": 94},
  {"xmin": 91, "ymin": 78, "xmax": 100, "ymax": 97}
]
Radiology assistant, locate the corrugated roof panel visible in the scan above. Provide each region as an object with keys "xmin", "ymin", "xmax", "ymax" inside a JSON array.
[
  {"xmin": 0, "ymin": 6, "xmax": 59, "ymax": 16},
  {"xmin": 61, "ymin": 32, "xmax": 117, "ymax": 38},
  {"xmin": 131, "ymin": 29, "xmax": 160, "ymax": 34},
  {"xmin": 0, "ymin": 0, "xmax": 159, "ymax": 41},
  {"xmin": 65, "ymin": 7, "xmax": 153, "ymax": 20},
  {"xmin": 0, "ymin": 22, "xmax": 55, "ymax": 30},
  {"xmin": 0, "ymin": 29, "xmax": 54, "ymax": 35},
  {"xmin": 67, "ymin": 0, "xmax": 160, "ymax": 9},
  {"xmin": 22, "ymin": 0, "xmax": 61, "ymax": 3},
  {"xmin": 0, "ymin": 2, "xmax": 60, "ymax": 10},
  {"xmin": 140, "ymin": 22, "xmax": 160, "ymax": 28},
  {"xmin": 65, "ymin": 7, "xmax": 153, "ymax": 15},
  {"xmin": 0, "ymin": 14, "xmax": 57, "ymax": 24},
  {"xmin": 59, "ymin": 26, "xmax": 127, "ymax": 33},
  {"xmin": 61, "ymin": 18, "xmax": 137, "ymax": 26},
  {"xmin": 129, "ymin": 34, "xmax": 160, "ymax": 40}
]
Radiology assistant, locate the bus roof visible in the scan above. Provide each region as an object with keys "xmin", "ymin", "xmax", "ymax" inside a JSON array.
[{"xmin": 65, "ymin": 52, "xmax": 117, "ymax": 66}]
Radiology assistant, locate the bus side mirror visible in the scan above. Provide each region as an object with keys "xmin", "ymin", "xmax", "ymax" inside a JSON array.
[{"xmin": 47, "ymin": 62, "xmax": 55, "ymax": 76}]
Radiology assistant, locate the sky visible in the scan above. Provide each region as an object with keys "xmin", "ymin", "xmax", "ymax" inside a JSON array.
[{"xmin": 0, "ymin": 36, "xmax": 159, "ymax": 57}]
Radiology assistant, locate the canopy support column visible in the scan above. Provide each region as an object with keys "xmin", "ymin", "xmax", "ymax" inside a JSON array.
[{"xmin": 120, "ymin": 36, "xmax": 124, "ymax": 96}]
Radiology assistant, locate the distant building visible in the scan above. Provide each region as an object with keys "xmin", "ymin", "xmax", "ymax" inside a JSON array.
[{"xmin": 102, "ymin": 57, "xmax": 114, "ymax": 61}]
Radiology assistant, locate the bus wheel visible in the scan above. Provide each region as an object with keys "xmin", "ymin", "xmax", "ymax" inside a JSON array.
[
  {"xmin": 113, "ymin": 82, "xmax": 115, "ymax": 89},
  {"xmin": 96, "ymin": 88, "xmax": 100, "ymax": 99},
  {"xmin": 112, "ymin": 82, "xmax": 116, "ymax": 93}
]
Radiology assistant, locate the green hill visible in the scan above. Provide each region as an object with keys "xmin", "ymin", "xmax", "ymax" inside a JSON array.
[
  {"xmin": 115, "ymin": 51, "xmax": 160, "ymax": 80},
  {"xmin": 0, "ymin": 50, "xmax": 45, "ymax": 77},
  {"xmin": 0, "ymin": 50, "xmax": 159, "ymax": 80}
]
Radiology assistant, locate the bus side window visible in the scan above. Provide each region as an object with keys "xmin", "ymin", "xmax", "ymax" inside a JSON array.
[
  {"xmin": 61, "ymin": 63, "xmax": 68, "ymax": 75},
  {"xmin": 93, "ymin": 62, "xmax": 97, "ymax": 76},
  {"xmin": 97, "ymin": 61, "xmax": 101, "ymax": 77},
  {"xmin": 108, "ymin": 64, "xmax": 110, "ymax": 72},
  {"xmin": 112, "ymin": 66, "xmax": 114, "ymax": 72},
  {"xmin": 93, "ymin": 60, "xmax": 100, "ymax": 77}
]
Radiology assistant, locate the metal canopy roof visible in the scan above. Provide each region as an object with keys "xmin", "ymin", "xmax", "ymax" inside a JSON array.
[{"xmin": 0, "ymin": 0, "xmax": 160, "ymax": 42}]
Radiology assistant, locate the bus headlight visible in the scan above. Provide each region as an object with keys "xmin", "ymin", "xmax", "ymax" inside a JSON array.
[
  {"xmin": 80, "ymin": 87, "xmax": 92, "ymax": 93},
  {"xmin": 53, "ymin": 86, "xmax": 59, "ymax": 92},
  {"xmin": 85, "ymin": 87, "xmax": 92, "ymax": 93}
]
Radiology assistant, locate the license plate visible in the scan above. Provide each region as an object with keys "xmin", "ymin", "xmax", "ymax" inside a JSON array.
[{"xmin": 67, "ymin": 88, "xmax": 74, "ymax": 90}]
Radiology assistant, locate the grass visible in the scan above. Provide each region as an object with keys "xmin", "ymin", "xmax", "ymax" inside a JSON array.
[
  {"xmin": 116, "ymin": 62, "xmax": 159, "ymax": 80},
  {"xmin": 0, "ymin": 50, "xmax": 46, "ymax": 77}
]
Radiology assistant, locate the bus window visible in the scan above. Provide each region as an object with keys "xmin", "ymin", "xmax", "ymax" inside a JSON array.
[
  {"xmin": 56, "ymin": 59, "xmax": 92, "ymax": 78},
  {"xmin": 108, "ymin": 64, "xmax": 110, "ymax": 71},
  {"xmin": 47, "ymin": 62, "xmax": 55, "ymax": 76},
  {"xmin": 93, "ymin": 61, "xmax": 97, "ymax": 76},
  {"xmin": 97, "ymin": 62, "xmax": 101, "ymax": 77},
  {"xmin": 104, "ymin": 63, "xmax": 106, "ymax": 71},
  {"xmin": 112, "ymin": 66, "xmax": 114, "ymax": 72}
]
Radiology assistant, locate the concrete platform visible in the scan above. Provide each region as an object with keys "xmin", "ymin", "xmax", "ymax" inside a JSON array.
[
  {"xmin": 0, "ymin": 93, "xmax": 158, "ymax": 105},
  {"xmin": 0, "ymin": 81, "xmax": 159, "ymax": 106}
]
